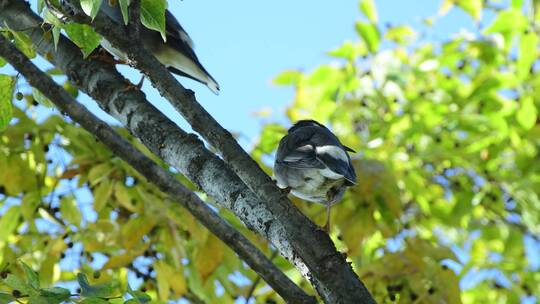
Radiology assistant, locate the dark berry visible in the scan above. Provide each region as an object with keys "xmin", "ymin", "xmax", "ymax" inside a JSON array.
[{"xmin": 12, "ymin": 290, "xmax": 21, "ymax": 298}]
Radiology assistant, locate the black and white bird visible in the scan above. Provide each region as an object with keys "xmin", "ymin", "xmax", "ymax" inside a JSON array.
[
  {"xmin": 274, "ymin": 120, "xmax": 357, "ymax": 232},
  {"xmin": 99, "ymin": 2, "xmax": 220, "ymax": 94}
]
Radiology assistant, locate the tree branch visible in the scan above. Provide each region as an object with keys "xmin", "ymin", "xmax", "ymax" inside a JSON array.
[
  {"xmin": 61, "ymin": 2, "xmax": 374, "ymax": 302},
  {"xmin": 0, "ymin": 31, "xmax": 315, "ymax": 304},
  {"xmin": 0, "ymin": 1, "xmax": 375, "ymax": 302}
]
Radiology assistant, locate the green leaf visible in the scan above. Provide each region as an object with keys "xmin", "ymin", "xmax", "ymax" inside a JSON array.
[
  {"xmin": 517, "ymin": 31, "xmax": 538, "ymax": 79},
  {"xmin": 10, "ymin": 30, "xmax": 36, "ymax": 58},
  {"xmin": 141, "ymin": 0, "xmax": 167, "ymax": 41},
  {"xmin": 328, "ymin": 41, "xmax": 367, "ymax": 60},
  {"xmin": 272, "ymin": 70, "xmax": 303, "ymax": 86},
  {"xmin": 80, "ymin": 0, "xmax": 103, "ymax": 19},
  {"xmin": 0, "ymin": 205, "xmax": 21, "ymax": 242},
  {"xmin": 4, "ymin": 274, "xmax": 34, "ymax": 295},
  {"xmin": 60, "ymin": 196, "xmax": 82, "ymax": 226},
  {"xmin": 93, "ymin": 179, "xmax": 114, "ymax": 212},
  {"xmin": 77, "ymin": 273, "xmax": 117, "ymax": 298},
  {"xmin": 0, "ymin": 56, "xmax": 6, "ymax": 67},
  {"xmin": 32, "ymin": 87, "xmax": 55, "ymax": 108},
  {"xmin": 359, "ymin": 0, "xmax": 378, "ymax": 23},
  {"xmin": 0, "ymin": 74, "xmax": 14, "ymax": 131},
  {"xmin": 119, "ymin": 0, "xmax": 130, "ymax": 25},
  {"xmin": 516, "ymin": 96, "xmax": 537, "ymax": 130},
  {"xmin": 355, "ymin": 21, "xmax": 380, "ymax": 53},
  {"xmin": 64, "ymin": 23, "xmax": 101, "ymax": 58},
  {"xmin": 80, "ymin": 298, "xmax": 110, "ymax": 304},
  {"xmin": 484, "ymin": 9, "xmax": 527, "ymax": 35},
  {"xmin": 512, "ymin": 0, "xmax": 524, "ymax": 8},
  {"xmin": 21, "ymin": 261, "xmax": 40, "ymax": 289},
  {"xmin": 0, "ymin": 292, "xmax": 15, "ymax": 303},
  {"xmin": 127, "ymin": 285, "xmax": 151, "ymax": 303},
  {"xmin": 385, "ymin": 25, "xmax": 416, "ymax": 45},
  {"xmin": 456, "ymin": 0, "xmax": 482, "ymax": 20},
  {"xmin": 39, "ymin": 287, "xmax": 71, "ymax": 303},
  {"xmin": 88, "ymin": 163, "xmax": 114, "ymax": 186},
  {"xmin": 120, "ymin": 215, "xmax": 155, "ymax": 249},
  {"xmin": 52, "ymin": 25, "xmax": 61, "ymax": 51}
]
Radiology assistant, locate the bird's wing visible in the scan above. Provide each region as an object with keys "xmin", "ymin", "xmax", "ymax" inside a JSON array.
[
  {"xmin": 315, "ymin": 145, "xmax": 357, "ymax": 184},
  {"xmin": 276, "ymin": 129, "xmax": 325, "ymax": 169},
  {"xmin": 165, "ymin": 10, "xmax": 194, "ymax": 49},
  {"xmin": 279, "ymin": 144, "xmax": 325, "ymax": 169}
]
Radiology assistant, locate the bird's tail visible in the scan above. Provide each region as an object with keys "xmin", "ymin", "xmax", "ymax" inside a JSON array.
[{"xmin": 157, "ymin": 50, "xmax": 219, "ymax": 95}]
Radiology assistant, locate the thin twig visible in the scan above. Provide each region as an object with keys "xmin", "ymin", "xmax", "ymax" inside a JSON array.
[{"xmin": 245, "ymin": 250, "xmax": 279, "ymax": 303}]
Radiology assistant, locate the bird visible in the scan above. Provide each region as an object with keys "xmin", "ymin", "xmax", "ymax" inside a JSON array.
[
  {"xmin": 98, "ymin": 2, "xmax": 220, "ymax": 94},
  {"xmin": 274, "ymin": 120, "xmax": 357, "ymax": 232}
]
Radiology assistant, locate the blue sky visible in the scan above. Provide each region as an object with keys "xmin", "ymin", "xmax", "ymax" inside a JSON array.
[
  {"xmin": 6, "ymin": 0, "xmax": 537, "ymax": 301},
  {"xmin": 103, "ymin": 0, "xmax": 482, "ymax": 147}
]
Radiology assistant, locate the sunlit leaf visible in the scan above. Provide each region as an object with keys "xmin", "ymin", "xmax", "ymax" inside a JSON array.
[
  {"xmin": 60, "ymin": 196, "xmax": 82, "ymax": 226},
  {"xmin": 0, "ymin": 74, "xmax": 14, "ymax": 131},
  {"xmin": 456, "ymin": 0, "xmax": 483, "ymax": 20},
  {"xmin": 21, "ymin": 261, "xmax": 40, "ymax": 289},
  {"xmin": 64, "ymin": 23, "xmax": 101, "ymax": 58},
  {"xmin": 273, "ymin": 70, "xmax": 303, "ymax": 86},
  {"xmin": 80, "ymin": 0, "xmax": 103, "ymax": 19},
  {"xmin": 140, "ymin": 0, "xmax": 167, "ymax": 41},
  {"xmin": 359, "ymin": 0, "xmax": 378, "ymax": 23},
  {"xmin": 517, "ymin": 31, "xmax": 538, "ymax": 79},
  {"xmin": 516, "ymin": 96, "xmax": 537, "ymax": 130},
  {"xmin": 355, "ymin": 21, "xmax": 380, "ymax": 53},
  {"xmin": 119, "ymin": 0, "xmax": 130, "ymax": 25},
  {"xmin": 0, "ymin": 205, "xmax": 21, "ymax": 242}
]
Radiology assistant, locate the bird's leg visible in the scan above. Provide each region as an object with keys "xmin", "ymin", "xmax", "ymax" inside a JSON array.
[
  {"xmin": 90, "ymin": 48, "xmax": 127, "ymax": 65},
  {"xmin": 121, "ymin": 76, "xmax": 145, "ymax": 92},
  {"xmin": 323, "ymin": 204, "xmax": 331, "ymax": 233},
  {"xmin": 272, "ymin": 179, "xmax": 291, "ymax": 194},
  {"xmin": 280, "ymin": 186, "xmax": 292, "ymax": 194}
]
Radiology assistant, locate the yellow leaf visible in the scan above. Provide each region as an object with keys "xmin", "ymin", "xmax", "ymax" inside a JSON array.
[
  {"xmin": 194, "ymin": 234, "xmax": 224, "ymax": 280},
  {"xmin": 88, "ymin": 163, "xmax": 113, "ymax": 186},
  {"xmin": 93, "ymin": 179, "xmax": 113, "ymax": 212},
  {"xmin": 120, "ymin": 216, "xmax": 155, "ymax": 250},
  {"xmin": 114, "ymin": 182, "xmax": 139, "ymax": 212},
  {"xmin": 103, "ymin": 252, "xmax": 137, "ymax": 269},
  {"xmin": 154, "ymin": 261, "xmax": 186, "ymax": 297}
]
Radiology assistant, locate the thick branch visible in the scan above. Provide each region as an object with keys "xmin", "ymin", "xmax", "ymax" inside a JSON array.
[
  {"xmin": 0, "ymin": 34, "xmax": 315, "ymax": 304},
  {"xmin": 0, "ymin": 1, "xmax": 375, "ymax": 302},
  {"xmin": 64, "ymin": 3, "xmax": 375, "ymax": 303}
]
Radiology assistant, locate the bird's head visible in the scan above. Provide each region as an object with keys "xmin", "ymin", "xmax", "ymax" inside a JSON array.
[{"xmin": 288, "ymin": 119, "xmax": 328, "ymax": 133}]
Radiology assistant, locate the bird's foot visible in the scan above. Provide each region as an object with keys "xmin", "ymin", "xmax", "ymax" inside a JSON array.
[
  {"xmin": 279, "ymin": 186, "xmax": 291, "ymax": 194},
  {"xmin": 322, "ymin": 223, "xmax": 330, "ymax": 234},
  {"xmin": 90, "ymin": 48, "xmax": 127, "ymax": 65},
  {"xmin": 121, "ymin": 76, "xmax": 145, "ymax": 92}
]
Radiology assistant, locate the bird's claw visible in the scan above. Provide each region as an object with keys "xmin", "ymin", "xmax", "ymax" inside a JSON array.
[
  {"xmin": 121, "ymin": 77, "xmax": 145, "ymax": 92},
  {"xmin": 280, "ymin": 186, "xmax": 292, "ymax": 194},
  {"xmin": 90, "ymin": 48, "xmax": 126, "ymax": 65}
]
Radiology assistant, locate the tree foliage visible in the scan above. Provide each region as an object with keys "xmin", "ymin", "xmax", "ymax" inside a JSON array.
[
  {"xmin": 255, "ymin": 0, "xmax": 540, "ymax": 303},
  {"xmin": 0, "ymin": 0, "xmax": 539, "ymax": 303}
]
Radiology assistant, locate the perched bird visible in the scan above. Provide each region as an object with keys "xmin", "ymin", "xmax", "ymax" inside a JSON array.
[
  {"xmin": 274, "ymin": 120, "xmax": 357, "ymax": 232},
  {"xmin": 99, "ymin": 2, "xmax": 220, "ymax": 94}
]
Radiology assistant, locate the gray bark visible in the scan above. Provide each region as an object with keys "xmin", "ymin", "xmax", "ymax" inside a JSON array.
[
  {"xmin": 0, "ymin": 33, "xmax": 316, "ymax": 304},
  {"xmin": 0, "ymin": 0, "xmax": 376, "ymax": 302}
]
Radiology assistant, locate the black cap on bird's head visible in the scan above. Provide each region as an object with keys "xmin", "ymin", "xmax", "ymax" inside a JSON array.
[
  {"xmin": 288, "ymin": 119, "xmax": 328, "ymax": 133},
  {"xmin": 287, "ymin": 119, "xmax": 356, "ymax": 153}
]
